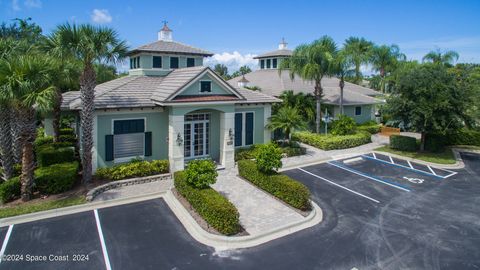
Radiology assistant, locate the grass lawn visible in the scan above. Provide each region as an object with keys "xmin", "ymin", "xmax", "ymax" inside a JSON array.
[
  {"xmin": 375, "ymin": 146, "xmax": 456, "ymax": 164},
  {"xmin": 0, "ymin": 196, "xmax": 86, "ymax": 219}
]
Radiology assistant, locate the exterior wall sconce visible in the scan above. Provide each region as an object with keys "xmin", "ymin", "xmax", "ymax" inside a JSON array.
[
  {"xmin": 176, "ymin": 133, "xmax": 183, "ymax": 146},
  {"xmin": 229, "ymin": 128, "xmax": 234, "ymax": 141}
]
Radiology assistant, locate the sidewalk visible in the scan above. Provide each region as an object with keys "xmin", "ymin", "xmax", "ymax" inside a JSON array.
[
  {"xmin": 211, "ymin": 169, "xmax": 305, "ymax": 235},
  {"xmin": 93, "ymin": 178, "xmax": 173, "ymax": 201}
]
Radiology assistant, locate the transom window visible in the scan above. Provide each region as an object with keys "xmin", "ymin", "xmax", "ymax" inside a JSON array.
[
  {"xmin": 200, "ymin": 81, "xmax": 212, "ymax": 93},
  {"xmin": 170, "ymin": 57, "xmax": 179, "ymax": 69},
  {"xmin": 187, "ymin": 58, "xmax": 195, "ymax": 67},
  {"xmin": 153, "ymin": 56, "xmax": 162, "ymax": 68}
]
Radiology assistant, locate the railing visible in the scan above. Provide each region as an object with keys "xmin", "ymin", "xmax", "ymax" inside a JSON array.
[{"xmin": 380, "ymin": 126, "xmax": 400, "ymax": 136}]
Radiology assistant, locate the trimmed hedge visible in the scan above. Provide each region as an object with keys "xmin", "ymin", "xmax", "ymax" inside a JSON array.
[
  {"xmin": 425, "ymin": 134, "xmax": 447, "ymax": 152},
  {"xmin": 234, "ymin": 145, "xmax": 259, "ymax": 161},
  {"xmin": 35, "ymin": 162, "xmax": 79, "ymax": 194},
  {"xmin": 174, "ymin": 171, "xmax": 240, "ymax": 235},
  {"xmin": 292, "ymin": 131, "xmax": 372, "ymax": 150},
  {"xmin": 0, "ymin": 177, "xmax": 21, "ymax": 203},
  {"xmin": 238, "ymin": 159, "xmax": 311, "ymax": 210},
  {"xmin": 36, "ymin": 146, "xmax": 76, "ymax": 167},
  {"xmin": 59, "ymin": 128, "xmax": 75, "ymax": 136},
  {"xmin": 390, "ymin": 135, "xmax": 417, "ymax": 152},
  {"xmin": 34, "ymin": 136, "xmax": 54, "ymax": 148},
  {"xmin": 357, "ymin": 122, "xmax": 382, "ymax": 134},
  {"xmin": 95, "ymin": 159, "xmax": 169, "ymax": 181},
  {"xmin": 446, "ymin": 129, "xmax": 480, "ymax": 146}
]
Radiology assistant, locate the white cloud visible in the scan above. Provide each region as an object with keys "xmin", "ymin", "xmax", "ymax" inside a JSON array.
[
  {"xmin": 91, "ymin": 9, "xmax": 112, "ymax": 24},
  {"xmin": 24, "ymin": 0, "xmax": 41, "ymax": 8},
  {"xmin": 11, "ymin": 0, "xmax": 20, "ymax": 11},
  {"xmin": 204, "ymin": 51, "xmax": 258, "ymax": 74}
]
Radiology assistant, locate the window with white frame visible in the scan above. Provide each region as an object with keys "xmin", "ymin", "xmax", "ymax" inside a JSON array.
[
  {"xmin": 234, "ymin": 112, "xmax": 254, "ymax": 147},
  {"xmin": 112, "ymin": 119, "xmax": 145, "ymax": 160},
  {"xmin": 153, "ymin": 56, "xmax": 162, "ymax": 68}
]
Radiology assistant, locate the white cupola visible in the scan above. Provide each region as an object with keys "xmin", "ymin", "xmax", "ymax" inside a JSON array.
[
  {"xmin": 158, "ymin": 21, "xmax": 173, "ymax": 41},
  {"xmin": 278, "ymin": 37, "xmax": 288, "ymax": 50},
  {"xmin": 237, "ymin": 75, "xmax": 250, "ymax": 88}
]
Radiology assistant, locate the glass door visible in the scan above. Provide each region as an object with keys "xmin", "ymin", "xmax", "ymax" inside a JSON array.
[{"xmin": 184, "ymin": 113, "xmax": 210, "ymax": 159}]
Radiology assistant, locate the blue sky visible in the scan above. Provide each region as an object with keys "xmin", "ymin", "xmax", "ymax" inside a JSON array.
[{"xmin": 1, "ymin": 0, "xmax": 480, "ymax": 72}]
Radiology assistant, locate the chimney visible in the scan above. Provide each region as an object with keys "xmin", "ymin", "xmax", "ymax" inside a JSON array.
[{"xmin": 158, "ymin": 21, "xmax": 172, "ymax": 41}]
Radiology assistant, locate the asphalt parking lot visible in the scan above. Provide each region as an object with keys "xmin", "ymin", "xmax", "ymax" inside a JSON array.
[{"xmin": 0, "ymin": 152, "xmax": 479, "ymax": 270}]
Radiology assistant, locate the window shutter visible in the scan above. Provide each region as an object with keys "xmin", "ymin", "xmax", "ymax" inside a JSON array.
[
  {"xmin": 105, "ymin": 135, "xmax": 114, "ymax": 161},
  {"xmin": 245, "ymin": 113, "xmax": 254, "ymax": 145},
  {"xmin": 234, "ymin": 113, "xmax": 243, "ymax": 147},
  {"xmin": 145, "ymin": 132, "xmax": 152, "ymax": 157}
]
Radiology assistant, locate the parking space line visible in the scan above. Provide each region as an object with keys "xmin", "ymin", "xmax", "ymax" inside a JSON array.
[
  {"xmin": 94, "ymin": 210, "xmax": 112, "ymax": 270},
  {"xmin": 407, "ymin": 160, "xmax": 414, "ymax": 169},
  {"xmin": 427, "ymin": 166, "xmax": 437, "ymax": 175},
  {"xmin": 298, "ymin": 168, "xmax": 380, "ymax": 203},
  {"xmin": 372, "ymin": 152, "xmax": 377, "ymax": 159},
  {"xmin": 389, "ymin": 156, "xmax": 394, "ymax": 164},
  {"xmin": 328, "ymin": 161, "xmax": 411, "ymax": 192},
  {"xmin": 0, "ymin": 225, "xmax": 14, "ymax": 264},
  {"xmin": 361, "ymin": 155, "xmax": 444, "ymax": 179}
]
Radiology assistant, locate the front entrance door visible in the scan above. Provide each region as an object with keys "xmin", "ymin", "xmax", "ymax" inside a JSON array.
[{"xmin": 184, "ymin": 113, "xmax": 210, "ymax": 159}]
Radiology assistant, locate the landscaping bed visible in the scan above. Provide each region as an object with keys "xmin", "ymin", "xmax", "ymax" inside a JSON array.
[
  {"xmin": 95, "ymin": 159, "xmax": 169, "ymax": 181},
  {"xmin": 237, "ymin": 159, "xmax": 311, "ymax": 211},
  {"xmin": 292, "ymin": 131, "xmax": 372, "ymax": 150},
  {"xmin": 235, "ymin": 141, "xmax": 306, "ymax": 161},
  {"xmin": 375, "ymin": 146, "xmax": 456, "ymax": 165},
  {"xmin": 0, "ymin": 196, "xmax": 86, "ymax": 219}
]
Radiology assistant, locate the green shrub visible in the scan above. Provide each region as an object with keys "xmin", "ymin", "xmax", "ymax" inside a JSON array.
[
  {"xmin": 34, "ymin": 162, "xmax": 79, "ymax": 194},
  {"xmin": 174, "ymin": 171, "xmax": 240, "ymax": 235},
  {"xmin": 0, "ymin": 177, "xmax": 21, "ymax": 203},
  {"xmin": 36, "ymin": 146, "xmax": 76, "ymax": 167},
  {"xmin": 281, "ymin": 145, "xmax": 306, "ymax": 157},
  {"xmin": 34, "ymin": 136, "xmax": 54, "ymax": 148},
  {"xmin": 1, "ymin": 164, "xmax": 22, "ymax": 179},
  {"xmin": 234, "ymin": 145, "xmax": 259, "ymax": 161},
  {"xmin": 254, "ymin": 143, "xmax": 283, "ymax": 173},
  {"xmin": 184, "ymin": 159, "xmax": 218, "ymax": 188},
  {"xmin": 95, "ymin": 159, "xmax": 169, "ymax": 181},
  {"xmin": 357, "ymin": 121, "xmax": 382, "ymax": 134},
  {"xmin": 446, "ymin": 129, "xmax": 480, "ymax": 146},
  {"xmin": 292, "ymin": 131, "xmax": 372, "ymax": 150},
  {"xmin": 331, "ymin": 115, "xmax": 356, "ymax": 135},
  {"xmin": 59, "ymin": 134, "xmax": 77, "ymax": 144},
  {"xmin": 238, "ymin": 160, "xmax": 311, "ymax": 210},
  {"xmin": 390, "ymin": 135, "xmax": 417, "ymax": 152},
  {"xmin": 59, "ymin": 128, "xmax": 75, "ymax": 136},
  {"xmin": 425, "ymin": 134, "xmax": 447, "ymax": 152}
]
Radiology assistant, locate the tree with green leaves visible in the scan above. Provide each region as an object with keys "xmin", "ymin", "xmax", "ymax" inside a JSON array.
[
  {"xmin": 49, "ymin": 23, "xmax": 128, "ymax": 183},
  {"xmin": 370, "ymin": 44, "xmax": 406, "ymax": 93},
  {"xmin": 330, "ymin": 49, "xmax": 355, "ymax": 114},
  {"xmin": 267, "ymin": 106, "xmax": 307, "ymax": 142},
  {"xmin": 422, "ymin": 49, "xmax": 459, "ymax": 66},
  {"xmin": 343, "ymin": 37, "xmax": 373, "ymax": 84},
  {"xmin": 279, "ymin": 36, "xmax": 337, "ymax": 133},
  {"xmin": 385, "ymin": 64, "xmax": 472, "ymax": 151},
  {"xmin": 275, "ymin": 90, "xmax": 316, "ymax": 128},
  {"xmin": 213, "ymin": 63, "xmax": 230, "ymax": 80},
  {"xmin": 0, "ymin": 53, "xmax": 55, "ymax": 200}
]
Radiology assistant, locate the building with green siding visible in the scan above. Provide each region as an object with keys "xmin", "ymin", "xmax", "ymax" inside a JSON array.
[
  {"xmin": 228, "ymin": 39, "xmax": 384, "ymax": 124},
  {"xmin": 54, "ymin": 23, "xmax": 280, "ymax": 173}
]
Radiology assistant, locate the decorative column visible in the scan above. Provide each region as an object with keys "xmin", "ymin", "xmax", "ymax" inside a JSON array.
[
  {"xmin": 264, "ymin": 104, "xmax": 272, "ymax": 143},
  {"xmin": 219, "ymin": 112, "xmax": 235, "ymax": 169},
  {"xmin": 168, "ymin": 114, "xmax": 185, "ymax": 172}
]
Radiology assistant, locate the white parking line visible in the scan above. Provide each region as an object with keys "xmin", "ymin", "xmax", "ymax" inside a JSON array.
[
  {"xmin": 94, "ymin": 210, "xmax": 112, "ymax": 270},
  {"xmin": 372, "ymin": 152, "xmax": 377, "ymax": 159},
  {"xmin": 407, "ymin": 160, "xmax": 414, "ymax": 169},
  {"xmin": 0, "ymin": 225, "xmax": 14, "ymax": 264},
  {"xmin": 298, "ymin": 168, "xmax": 380, "ymax": 204},
  {"xmin": 389, "ymin": 156, "xmax": 394, "ymax": 164},
  {"xmin": 427, "ymin": 166, "xmax": 437, "ymax": 175}
]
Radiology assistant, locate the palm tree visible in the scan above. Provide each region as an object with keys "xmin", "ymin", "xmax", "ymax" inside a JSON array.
[
  {"xmin": 422, "ymin": 49, "xmax": 459, "ymax": 66},
  {"xmin": 267, "ymin": 106, "xmax": 306, "ymax": 142},
  {"xmin": 279, "ymin": 36, "xmax": 337, "ymax": 133},
  {"xmin": 49, "ymin": 23, "xmax": 128, "ymax": 183},
  {"xmin": 213, "ymin": 64, "xmax": 229, "ymax": 80},
  {"xmin": 343, "ymin": 37, "xmax": 373, "ymax": 84},
  {"xmin": 0, "ymin": 102, "xmax": 14, "ymax": 181},
  {"xmin": 0, "ymin": 53, "xmax": 55, "ymax": 200},
  {"xmin": 277, "ymin": 91, "xmax": 316, "ymax": 127},
  {"xmin": 370, "ymin": 44, "xmax": 406, "ymax": 93},
  {"xmin": 330, "ymin": 49, "xmax": 355, "ymax": 115}
]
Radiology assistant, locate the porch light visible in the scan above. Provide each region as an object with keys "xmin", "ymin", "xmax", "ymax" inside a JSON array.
[
  {"xmin": 228, "ymin": 128, "xmax": 234, "ymax": 141},
  {"xmin": 176, "ymin": 133, "xmax": 183, "ymax": 146}
]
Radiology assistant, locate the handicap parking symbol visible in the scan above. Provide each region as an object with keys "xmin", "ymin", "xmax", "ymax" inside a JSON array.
[{"xmin": 403, "ymin": 176, "xmax": 424, "ymax": 184}]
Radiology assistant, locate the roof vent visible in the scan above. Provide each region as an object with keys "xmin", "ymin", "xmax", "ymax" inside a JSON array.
[
  {"xmin": 158, "ymin": 21, "xmax": 173, "ymax": 41},
  {"xmin": 278, "ymin": 37, "xmax": 288, "ymax": 50}
]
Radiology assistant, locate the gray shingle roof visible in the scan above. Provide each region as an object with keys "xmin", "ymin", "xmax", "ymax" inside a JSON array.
[
  {"xmin": 253, "ymin": 49, "xmax": 293, "ymax": 59},
  {"xmin": 227, "ymin": 69, "xmax": 382, "ymax": 105},
  {"xmin": 128, "ymin": 40, "xmax": 214, "ymax": 57},
  {"xmin": 62, "ymin": 67, "xmax": 279, "ymax": 110}
]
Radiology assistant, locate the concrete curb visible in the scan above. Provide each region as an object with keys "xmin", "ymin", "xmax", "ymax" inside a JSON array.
[
  {"xmin": 373, "ymin": 149, "xmax": 465, "ymax": 169},
  {"xmin": 0, "ymin": 192, "xmax": 167, "ymax": 227},
  {"xmin": 163, "ymin": 190, "xmax": 323, "ymax": 250}
]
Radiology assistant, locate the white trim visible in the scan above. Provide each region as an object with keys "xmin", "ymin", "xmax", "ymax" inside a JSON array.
[
  {"xmin": 92, "ymin": 115, "xmax": 98, "ymax": 173},
  {"xmin": 298, "ymin": 168, "xmax": 380, "ymax": 203},
  {"xmin": 96, "ymin": 107, "xmax": 164, "ymax": 115},
  {"xmin": 198, "ymin": 80, "xmax": 212, "ymax": 93},
  {"xmin": 0, "ymin": 224, "xmax": 13, "ymax": 264},
  {"xmin": 184, "ymin": 113, "xmax": 210, "ymax": 159},
  {"xmin": 111, "ymin": 118, "xmax": 147, "ymax": 162},
  {"xmin": 94, "ymin": 210, "xmax": 112, "ymax": 270},
  {"xmin": 234, "ymin": 111, "xmax": 255, "ymax": 148}
]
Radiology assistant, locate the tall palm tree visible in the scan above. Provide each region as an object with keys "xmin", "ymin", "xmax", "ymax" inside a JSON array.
[
  {"xmin": 279, "ymin": 36, "xmax": 337, "ymax": 133},
  {"xmin": 49, "ymin": 23, "xmax": 128, "ymax": 183},
  {"xmin": 0, "ymin": 102, "xmax": 14, "ymax": 181},
  {"xmin": 267, "ymin": 106, "xmax": 306, "ymax": 142},
  {"xmin": 343, "ymin": 37, "xmax": 373, "ymax": 84},
  {"xmin": 370, "ymin": 44, "xmax": 406, "ymax": 93},
  {"xmin": 277, "ymin": 90, "xmax": 316, "ymax": 127},
  {"xmin": 422, "ymin": 49, "xmax": 459, "ymax": 66},
  {"xmin": 0, "ymin": 54, "xmax": 55, "ymax": 200},
  {"xmin": 330, "ymin": 49, "xmax": 355, "ymax": 115},
  {"xmin": 213, "ymin": 64, "xmax": 229, "ymax": 80}
]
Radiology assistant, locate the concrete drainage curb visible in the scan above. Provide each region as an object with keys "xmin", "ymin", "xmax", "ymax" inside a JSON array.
[
  {"xmin": 163, "ymin": 190, "xmax": 323, "ymax": 250},
  {"xmin": 86, "ymin": 173, "xmax": 172, "ymax": 201}
]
